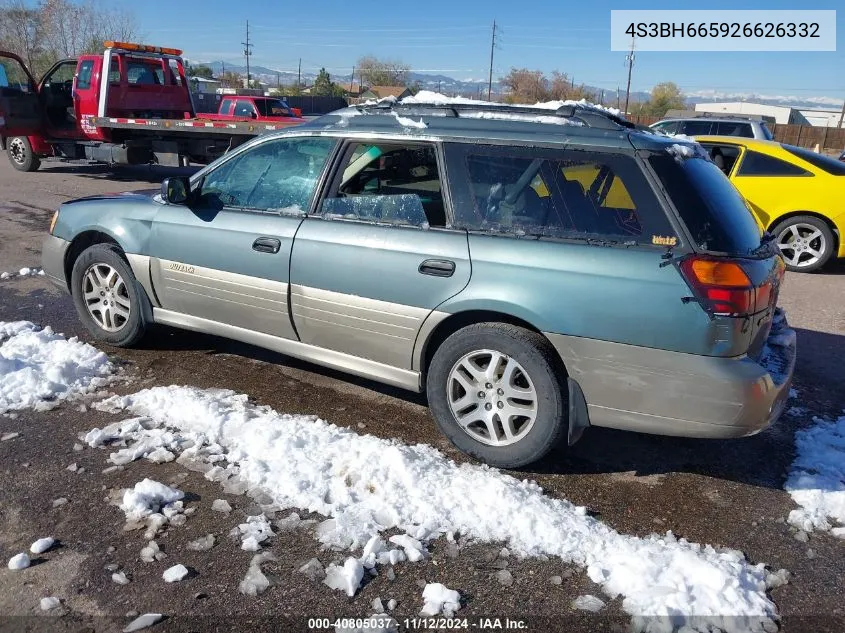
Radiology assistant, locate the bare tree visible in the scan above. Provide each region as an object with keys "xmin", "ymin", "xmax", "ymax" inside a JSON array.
[
  {"xmin": 1, "ymin": 0, "xmax": 140, "ymax": 76},
  {"xmin": 357, "ymin": 55, "xmax": 410, "ymax": 87},
  {"xmin": 0, "ymin": 0, "xmax": 45, "ymax": 71},
  {"xmin": 501, "ymin": 68, "xmax": 548, "ymax": 103}
]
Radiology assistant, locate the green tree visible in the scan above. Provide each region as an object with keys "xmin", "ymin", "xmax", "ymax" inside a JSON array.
[
  {"xmin": 186, "ymin": 63, "xmax": 215, "ymax": 79},
  {"xmin": 311, "ymin": 68, "xmax": 345, "ymax": 97},
  {"xmin": 643, "ymin": 82, "xmax": 686, "ymax": 117}
]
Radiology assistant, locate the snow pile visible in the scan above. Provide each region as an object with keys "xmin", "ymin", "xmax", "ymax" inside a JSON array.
[
  {"xmin": 0, "ymin": 268, "xmax": 44, "ymax": 280},
  {"xmin": 162, "ymin": 563, "xmax": 189, "ymax": 582},
  {"xmin": 324, "ymin": 557, "xmax": 365, "ymax": 597},
  {"xmin": 239, "ymin": 551, "xmax": 276, "ymax": 596},
  {"xmin": 401, "ymin": 90, "xmax": 621, "ymax": 116},
  {"xmin": 120, "ymin": 479, "xmax": 186, "ymax": 539},
  {"xmin": 784, "ymin": 414, "xmax": 845, "ymax": 535},
  {"xmin": 420, "ymin": 583, "xmax": 461, "ymax": 616},
  {"xmin": 30, "ymin": 537, "xmax": 56, "ymax": 554},
  {"xmin": 233, "ymin": 514, "xmax": 274, "ymax": 551},
  {"xmin": 391, "ymin": 112, "xmax": 427, "ymax": 129},
  {"xmin": 667, "ymin": 143, "xmax": 697, "ymax": 162},
  {"xmin": 574, "ymin": 594, "xmax": 606, "ymax": 612},
  {"xmin": 0, "ymin": 321, "xmax": 113, "ymax": 414},
  {"xmin": 92, "ymin": 386, "xmax": 780, "ymax": 631},
  {"xmin": 7, "ymin": 553, "xmax": 30, "ymax": 570}
]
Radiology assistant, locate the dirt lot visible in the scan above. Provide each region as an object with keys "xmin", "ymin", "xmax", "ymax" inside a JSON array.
[{"xmin": 0, "ymin": 156, "xmax": 844, "ymax": 633}]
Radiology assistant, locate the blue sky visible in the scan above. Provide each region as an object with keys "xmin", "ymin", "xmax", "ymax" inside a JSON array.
[{"xmin": 136, "ymin": 0, "xmax": 845, "ymax": 105}]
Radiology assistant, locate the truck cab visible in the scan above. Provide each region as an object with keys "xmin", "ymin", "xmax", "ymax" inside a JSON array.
[{"xmin": 213, "ymin": 95, "xmax": 304, "ymax": 121}]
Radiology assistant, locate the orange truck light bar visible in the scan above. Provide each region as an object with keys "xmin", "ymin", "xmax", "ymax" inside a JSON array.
[{"xmin": 104, "ymin": 41, "xmax": 183, "ymax": 56}]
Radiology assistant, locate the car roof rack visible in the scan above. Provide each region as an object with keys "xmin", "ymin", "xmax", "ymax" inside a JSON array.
[{"xmin": 354, "ymin": 100, "xmax": 639, "ymax": 131}]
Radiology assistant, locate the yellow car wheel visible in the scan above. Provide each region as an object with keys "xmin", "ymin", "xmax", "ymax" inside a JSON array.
[{"xmin": 771, "ymin": 215, "xmax": 835, "ymax": 273}]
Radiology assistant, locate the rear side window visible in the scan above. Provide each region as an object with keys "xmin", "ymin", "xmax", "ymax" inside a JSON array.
[
  {"xmin": 648, "ymin": 154, "xmax": 762, "ymax": 255},
  {"xmin": 76, "ymin": 61, "xmax": 94, "ymax": 90},
  {"xmin": 781, "ymin": 144, "xmax": 845, "ymax": 175},
  {"xmin": 737, "ymin": 150, "xmax": 811, "ymax": 177},
  {"xmin": 680, "ymin": 120, "xmax": 713, "ymax": 135},
  {"xmin": 715, "ymin": 121, "xmax": 753, "ymax": 138},
  {"xmin": 445, "ymin": 144, "xmax": 675, "ymax": 243},
  {"xmin": 234, "ymin": 100, "xmax": 257, "ymax": 117}
]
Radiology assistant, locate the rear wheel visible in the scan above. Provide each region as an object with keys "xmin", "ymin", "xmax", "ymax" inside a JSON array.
[
  {"xmin": 426, "ymin": 323, "xmax": 567, "ymax": 468},
  {"xmin": 7, "ymin": 136, "xmax": 41, "ymax": 172},
  {"xmin": 771, "ymin": 215, "xmax": 835, "ymax": 272},
  {"xmin": 70, "ymin": 244, "xmax": 147, "ymax": 347}
]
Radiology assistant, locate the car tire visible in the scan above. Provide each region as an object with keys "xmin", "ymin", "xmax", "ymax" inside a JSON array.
[
  {"xmin": 426, "ymin": 322, "xmax": 567, "ymax": 468},
  {"xmin": 771, "ymin": 215, "xmax": 835, "ymax": 273},
  {"xmin": 70, "ymin": 244, "xmax": 148, "ymax": 347},
  {"xmin": 7, "ymin": 136, "xmax": 41, "ymax": 172}
]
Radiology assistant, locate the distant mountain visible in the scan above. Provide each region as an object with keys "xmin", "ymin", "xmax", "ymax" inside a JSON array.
[{"xmin": 190, "ymin": 60, "xmax": 840, "ymax": 111}]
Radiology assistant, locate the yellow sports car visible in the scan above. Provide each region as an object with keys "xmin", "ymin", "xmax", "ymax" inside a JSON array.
[{"xmin": 693, "ymin": 135, "xmax": 845, "ymax": 272}]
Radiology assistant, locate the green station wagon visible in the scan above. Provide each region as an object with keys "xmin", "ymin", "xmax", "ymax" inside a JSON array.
[{"xmin": 41, "ymin": 101, "xmax": 796, "ymax": 467}]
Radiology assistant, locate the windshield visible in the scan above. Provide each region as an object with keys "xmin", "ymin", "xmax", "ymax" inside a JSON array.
[
  {"xmin": 782, "ymin": 144, "xmax": 845, "ymax": 175},
  {"xmin": 255, "ymin": 99, "xmax": 293, "ymax": 117},
  {"xmin": 648, "ymin": 154, "xmax": 764, "ymax": 256}
]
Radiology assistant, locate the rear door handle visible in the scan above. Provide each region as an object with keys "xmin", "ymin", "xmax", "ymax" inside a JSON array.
[
  {"xmin": 419, "ymin": 259, "xmax": 456, "ymax": 277},
  {"xmin": 252, "ymin": 237, "xmax": 281, "ymax": 254}
]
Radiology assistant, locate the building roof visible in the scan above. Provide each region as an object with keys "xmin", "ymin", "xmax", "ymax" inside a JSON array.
[{"xmin": 365, "ymin": 86, "xmax": 413, "ymax": 99}]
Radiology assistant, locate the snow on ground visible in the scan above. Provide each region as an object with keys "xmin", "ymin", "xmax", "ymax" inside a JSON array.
[
  {"xmin": 0, "ymin": 268, "xmax": 44, "ymax": 280},
  {"xmin": 420, "ymin": 583, "xmax": 461, "ymax": 616},
  {"xmin": 90, "ymin": 385, "xmax": 780, "ymax": 632},
  {"xmin": 123, "ymin": 613, "xmax": 163, "ymax": 632},
  {"xmin": 30, "ymin": 537, "xmax": 56, "ymax": 554},
  {"xmin": 7, "ymin": 553, "xmax": 30, "ymax": 570},
  {"xmin": 162, "ymin": 563, "xmax": 189, "ymax": 582},
  {"xmin": 574, "ymin": 594, "xmax": 606, "ymax": 612},
  {"xmin": 0, "ymin": 321, "xmax": 113, "ymax": 414},
  {"xmin": 784, "ymin": 414, "xmax": 845, "ymax": 535},
  {"xmin": 39, "ymin": 597, "xmax": 61, "ymax": 611}
]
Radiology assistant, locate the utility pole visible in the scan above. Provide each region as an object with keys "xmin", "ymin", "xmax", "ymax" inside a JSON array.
[
  {"xmin": 599, "ymin": 89, "xmax": 604, "ymax": 106},
  {"xmin": 623, "ymin": 36, "xmax": 635, "ymax": 115},
  {"xmin": 616, "ymin": 86, "xmax": 620, "ymax": 109},
  {"xmin": 487, "ymin": 19, "xmax": 497, "ymax": 101},
  {"xmin": 297, "ymin": 58, "xmax": 301, "ymax": 88},
  {"xmin": 242, "ymin": 20, "xmax": 253, "ymax": 87},
  {"xmin": 350, "ymin": 66, "xmax": 355, "ymax": 94},
  {"xmin": 838, "ymin": 99, "xmax": 845, "ymax": 128}
]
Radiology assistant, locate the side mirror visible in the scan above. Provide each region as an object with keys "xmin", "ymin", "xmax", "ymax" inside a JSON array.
[{"xmin": 161, "ymin": 177, "xmax": 190, "ymax": 204}]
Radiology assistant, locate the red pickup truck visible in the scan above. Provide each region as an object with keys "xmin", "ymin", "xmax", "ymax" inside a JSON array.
[
  {"xmin": 212, "ymin": 95, "xmax": 304, "ymax": 121},
  {"xmin": 0, "ymin": 41, "xmax": 307, "ymax": 172}
]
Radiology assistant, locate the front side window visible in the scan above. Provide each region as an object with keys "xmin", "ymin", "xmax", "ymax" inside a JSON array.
[
  {"xmin": 0, "ymin": 58, "xmax": 32, "ymax": 92},
  {"xmin": 76, "ymin": 61, "xmax": 94, "ymax": 90},
  {"xmin": 320, "ymin": 142, "xmax": 446, "ymax": 227},
  {"xmin": 445, "ymin": 144, "xmax": 671, "ymax": 242},
  {"xmin": 197, "ymin": 136, "xmax": 336, "ymax": 213},
  {"xmin": 255, "ymin": 99, "xmax": 292, "ymax": 117},
  {"xmin": 736, "ymin": 150, "xmax": 812, "ymax": 177},
  {"xmin": 234, "ymin": 100, "xmax": 257, "ymax": 118}
]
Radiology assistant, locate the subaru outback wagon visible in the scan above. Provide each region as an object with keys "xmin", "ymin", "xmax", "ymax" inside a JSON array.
[{"xmin": 41, "ymin": 101, "xmax": 796, "ymax": 468}]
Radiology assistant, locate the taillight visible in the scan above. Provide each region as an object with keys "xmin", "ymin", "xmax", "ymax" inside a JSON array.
[{"xmin": 679, "ymin": 256, "xmax": 758, "ymax": 316}]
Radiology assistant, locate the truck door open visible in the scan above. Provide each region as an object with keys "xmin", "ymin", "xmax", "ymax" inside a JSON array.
[{"xmin": 0, "ymin": 52, "xmax": 41, "ymax": 136}]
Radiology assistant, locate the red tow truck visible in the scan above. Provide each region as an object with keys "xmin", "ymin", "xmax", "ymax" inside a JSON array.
[{"xmin": 0, "ymin": 41, "xmax": 308, "ymax": 172}]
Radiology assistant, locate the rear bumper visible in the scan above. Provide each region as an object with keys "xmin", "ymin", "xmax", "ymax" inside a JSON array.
[
  {"xmin": 41, "ymin": 234, "xmax": 70, "ymax": 292},
  {"xmin": 546, "ymin": 309, "xmax": 796, "ymax": 439}
]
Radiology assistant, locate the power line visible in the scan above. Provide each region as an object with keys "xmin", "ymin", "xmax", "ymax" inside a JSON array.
[
  {"xmin": 242, "ymin": 20, "xmax": 253, "ymax": 85},
  {"xmin": 623, "ymin": 36, "xmax": 635, "ymax": 115},
  {"xmin": 488, "ymin": 19, "xmax": 497, "ymax": 101}
]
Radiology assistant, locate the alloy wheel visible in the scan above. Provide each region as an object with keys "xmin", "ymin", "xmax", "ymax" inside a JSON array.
[
  {"xmin": 82, "ymin": 263, "xmax": 131, "ymax": 332},
  {"xmin": 776, "ymin": 222, "xmax": 826, "ymax": 269},
  {"xmin": 446, "ymin": 349, "xmax": 538, "ymax": 446}
]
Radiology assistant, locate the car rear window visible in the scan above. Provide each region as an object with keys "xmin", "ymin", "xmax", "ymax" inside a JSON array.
[
  {"xmin": 648, "ymin": 154, "xmax": 763, "ymax": 256},
  {"xmin": 781, "ymin": 144, "xmax": 845, "ymax": 175}
]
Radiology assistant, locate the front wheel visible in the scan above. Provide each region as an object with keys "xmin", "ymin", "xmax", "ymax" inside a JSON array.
[
  {"xmin": 70, "ymin": 244, "xmax": 147, "ymax": 347},
  {"xmin": 771, "ymin": 215, "xmax": 835, "ymax": 272},
  {"xmin": 426, "ymin": 323, "xmax": 567, "ymax": 468},
  {"xmin": 7, "ymin": 136, "xmax": 41, "ymax": 172}
]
